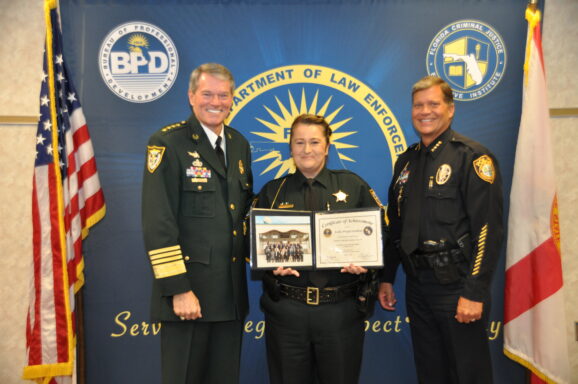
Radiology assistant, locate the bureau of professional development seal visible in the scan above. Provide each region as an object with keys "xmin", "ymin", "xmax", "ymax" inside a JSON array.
[
  {"xmin": 427, "ymin": 20, "xmax": 506, "ymax": 101},
  {"xmin": 226, "ymin": 65, "xmax": 406, "ymax": 195},
  {"xmin": 99, "ymin": 21, "xmax": 178, "ymax": 103}
]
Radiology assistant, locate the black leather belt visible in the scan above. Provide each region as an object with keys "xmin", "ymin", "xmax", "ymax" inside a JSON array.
[
  {"xmin": 412, "ymin": 248, "xmax": 464, "ymax": 269},
  {"xmin": 278, "ymin": 281, "xmax": 359, "ymax": 305}
]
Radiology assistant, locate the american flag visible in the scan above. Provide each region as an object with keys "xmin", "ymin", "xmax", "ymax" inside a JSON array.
[{"xmin": 23, "ymin": 1, "xmax": 105, "ymax": 383}]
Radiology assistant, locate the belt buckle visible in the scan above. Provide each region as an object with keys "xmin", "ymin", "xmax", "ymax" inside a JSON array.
[{"xmin": 306, "ymin": 287, "xmax": 319, "ymax": 305}]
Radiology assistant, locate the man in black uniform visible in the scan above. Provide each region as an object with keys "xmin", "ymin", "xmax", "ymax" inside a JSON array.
[
  {"xmin": 378, "ymin": 76, "xmax": 503, "ymax": 383},
  {"xmin": 255, "ymin": 114, "xmax": 385, "ymax": 384},
  {"xmin": 141, "ymin": 63, "xmax": 253, "ymax": 383}
]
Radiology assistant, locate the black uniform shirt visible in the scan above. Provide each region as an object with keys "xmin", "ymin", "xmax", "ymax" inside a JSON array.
[
  {"xmin": 383, "ymin": 128, "xmax": 504, "ymax": 302},
  {"xmin": 256, "ymin": 167, "xmax": 385, "ymax": 288}
]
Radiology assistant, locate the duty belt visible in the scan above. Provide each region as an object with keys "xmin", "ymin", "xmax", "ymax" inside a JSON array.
[
  {"xmin": 278, "ymin": 281, "xmax": 359, "ymax": 305},
  {"xmin": 411, "ymin": 248, "xmax": 465, "ymax": 269}
]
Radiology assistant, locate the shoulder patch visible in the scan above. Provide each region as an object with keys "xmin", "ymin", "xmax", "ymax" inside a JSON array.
[
  {"xmin": 147, "ymin": 146, "xmax": 166, "ymax": 173},
  {"xmin": 161, "ymin": 121, "xmax": 186, "ymax": 134},
  {"xmin": 473, "ymin": 155, "xmax": 495, "ymax": 184}
]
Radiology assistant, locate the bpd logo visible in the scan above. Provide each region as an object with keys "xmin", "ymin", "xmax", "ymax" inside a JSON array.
[
  {"xmin": 99, "ymin": 22, "xmax": 178, "ymax": 103},
  {"xmin": 226, "ymin": 64, "xmax": 406, "ymax": 197},
  {"xmin": 427, "ymin": 20, "xmax": 506, "ymax": 101}
]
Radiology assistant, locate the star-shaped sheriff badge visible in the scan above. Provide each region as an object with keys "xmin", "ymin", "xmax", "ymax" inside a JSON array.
[{"xmin": 332, "ymin": 190, "xmax": 348, "ymax": 203}]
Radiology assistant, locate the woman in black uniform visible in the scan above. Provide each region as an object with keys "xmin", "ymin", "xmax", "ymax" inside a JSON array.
[{"xmin": 255, "ymin": 114, "xmax": 385, "ymax": 384}]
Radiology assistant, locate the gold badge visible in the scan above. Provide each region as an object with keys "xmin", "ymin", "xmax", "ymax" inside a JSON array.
[
  {"xmin": 435, "ymin": 164, "xmax": 452, "ymax": 185},
  {"xmin": 278, "ymin": 202, "xmax": 294, "ymax": 209},
  {"xmin": 147, "ymin": 146, "xmax": 166, "ymax": 173},
  {"xmin": 239, "ymin": 160, "xmax": 245, "ymax": 175},
  {"xmin": 193, "ymin": 159, "xmax": 203, "ymax": 167},
  {"xmin": 188, "ymin": 151, "xmax": 200, "ymax": 158},
  {"xmin": 473, "ymin": 155, "xmax": 495, "ymax": 184},
  {"xmin": 333, "ymin": 190, "xmax": 348, "ymax": 203}
]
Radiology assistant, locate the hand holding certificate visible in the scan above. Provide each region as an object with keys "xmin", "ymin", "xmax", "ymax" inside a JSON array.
[{"xmin": 249, "ymin": 207, "xmax": 383, "ymax": 270}]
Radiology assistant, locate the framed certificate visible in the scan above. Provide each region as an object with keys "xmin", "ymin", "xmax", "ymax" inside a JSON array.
[{"xmin": 249, "ymin": 207, "xmax": 383, "ymax": 270}]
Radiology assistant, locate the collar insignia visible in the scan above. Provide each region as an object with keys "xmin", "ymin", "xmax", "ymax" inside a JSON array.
[
  {"xmin": 333, "ymin": 190, "xmax": 348, "ymax": 203},
  {"xmin": 430, "ymin": 140, "xmax": 443, "ymax": 152}
]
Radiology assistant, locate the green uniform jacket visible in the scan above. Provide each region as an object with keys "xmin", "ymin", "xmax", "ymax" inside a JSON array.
[{"xmin": 142, "ymin": 113, "xmax": 253, "ymax": 322}]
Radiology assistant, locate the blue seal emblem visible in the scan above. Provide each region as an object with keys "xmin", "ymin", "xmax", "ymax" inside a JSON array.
[
  {"xmin": 427, "ymin": 20, "xmax": 506, "ymax": 101},
  {"xmin": 99, "ymin": 21, "xmax": 179, "ymax": 103}
]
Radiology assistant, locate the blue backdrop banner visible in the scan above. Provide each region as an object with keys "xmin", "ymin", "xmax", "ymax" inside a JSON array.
[{"xmin": 59, "ymin": 0, "xmax": 530, "ymax": 382}]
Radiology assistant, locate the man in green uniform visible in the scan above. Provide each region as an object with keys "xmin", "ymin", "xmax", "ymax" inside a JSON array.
[
  {"xmin": 379, "ymin": 76, "xmax": 503, "ymax": 383},
  {"xmin": 141, "ymin": 63, "xmax": 253, "ymax": 383}
]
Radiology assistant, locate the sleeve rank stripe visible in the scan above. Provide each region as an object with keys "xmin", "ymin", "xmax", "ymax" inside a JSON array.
[
  {"xmin": 148, "ymin": 245, "xmax": 181, "ymax": 256},
  {"xmin": 152, "ymin": 261, "xmax": 187, "ymax": 279},
  {"xmin": 151, "ymin": 255, "xmax": 183, "ymax": 265},
  {"xmin": 150, "ymin": 250, "xmax": 182, "ymax": 261},
  {"xmin": 472, "ymin": 224, "xmax": 488, "ymax": 276}
]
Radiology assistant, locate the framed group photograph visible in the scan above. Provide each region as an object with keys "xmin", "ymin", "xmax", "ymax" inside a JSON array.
[{"xmin": 249, "ymin": 207, "xmax": 383, "ymax": 270}]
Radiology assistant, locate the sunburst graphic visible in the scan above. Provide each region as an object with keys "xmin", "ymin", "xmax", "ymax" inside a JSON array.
[
  {"xmin": 127, "ymin": 33, "xmax": 149, "ymax": 53},
  {"xmin": 252, "ymin": 89, "xmax": 357, "ymax": 179}
]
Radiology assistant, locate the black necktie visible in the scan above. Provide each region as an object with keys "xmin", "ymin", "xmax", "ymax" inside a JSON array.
[
  {"xmin": 215, "ymin": 136, "xmax": 226, "ymax": 169},
  {"xmin": 305, "ymin": 178, "xmax": 328, "ymax": 288},
  {"xmin": 304, "ymin": 178, "xmax": 316, "ymax": 210},
  {"xmin": 400, "ymin": 146, "xmax": 426, "ymax": 255}
]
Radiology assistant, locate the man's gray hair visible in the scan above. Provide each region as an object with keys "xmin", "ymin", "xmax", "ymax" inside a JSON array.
[{"xmin": 189, "ymin": 63, "xmax": 235, "ymax": 94}]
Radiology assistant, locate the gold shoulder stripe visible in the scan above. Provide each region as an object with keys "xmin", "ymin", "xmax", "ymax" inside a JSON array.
[
  {"xmin": 369, "ymin": 189, "xmax": 388, "ymax": 225},
  {"xmin": 270, "ymin": 178, "xmax": 287, "ymax": 209},
  {"xmin": 473, "ymin": 155, "xmax": 495, "ymax": 184},
  {"xmin": 471, "ymin": 224, "xmax": 488, "ymax": 276},
  {"xmin": 369, "ymin": 189, "xmax": 384, "ymax": 209},
  {"xmin": 147, "ymin": 146, "xmax": 166, "ymax": 173}
]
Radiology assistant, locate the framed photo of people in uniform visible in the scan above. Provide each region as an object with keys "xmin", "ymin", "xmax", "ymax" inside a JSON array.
[
  {"xmin": 250, "ymin": 209, "xmax": 314, "ymax": 270},
  {"xmin": 249, "ymin": 208, "xmax": 383, "ymax": 270}
]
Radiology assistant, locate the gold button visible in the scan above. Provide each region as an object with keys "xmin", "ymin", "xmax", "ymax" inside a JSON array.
[
  {"xmin": 197, "ymin": 185, "xmax": 202, "ymax": 190},
  {"xmin": 184, "ymin": 256, "xmax": 190, "ymax": 261},
  {"xmin": 233, "ymin": 230, "xmax": 237, "ymax": 236},
  {"xmin": 232, "ymin": 257, "xmax": 236, "ymax": 262},
  {"xmin": 230, "ymin": 203, "xmax": 235, "ymax": 210}
]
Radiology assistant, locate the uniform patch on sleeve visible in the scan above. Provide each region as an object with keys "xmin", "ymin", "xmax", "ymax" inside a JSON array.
[
  {"xmin": 473, "ymin": 155, "xmax": 495, "ymax": 184},
  {"xmin": 147, "ymin": 146, "xmax": 166, "ymax": 173}
]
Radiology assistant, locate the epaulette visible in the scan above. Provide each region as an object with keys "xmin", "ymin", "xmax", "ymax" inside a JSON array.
[
  {"xmin": 161, "ymin": 120, "xmax": 187, "ymax": 134},
  {"xmin": 449, "ymin": 131, "xmax": 491, "ymax": 155},
  {"xmin": 396, "ymin": 142, "xmax": 419, "ymax": 157},
  {"xmin": 332, "ymin": 169, "xmax": 355, "ymax": 175}
]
